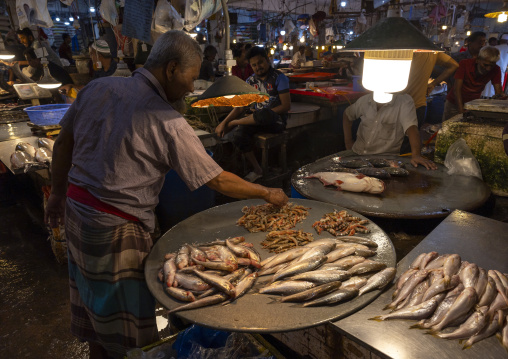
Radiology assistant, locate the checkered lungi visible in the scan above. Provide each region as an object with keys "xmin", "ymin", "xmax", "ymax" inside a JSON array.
[{"xmin": 65, "ymin": 203, "xmax": 158, "ymax": 358}]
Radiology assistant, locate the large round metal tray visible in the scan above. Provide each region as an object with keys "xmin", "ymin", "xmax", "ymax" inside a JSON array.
[
  {"xmin": 291, "ymin": 154, "xmax": 491, "ymax": 219},
  {"xmin": 145, "ymin": 198, "xmax": 396, "ymax": 333}
]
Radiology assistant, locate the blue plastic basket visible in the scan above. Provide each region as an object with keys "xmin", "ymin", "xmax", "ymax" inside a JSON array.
[{"xmin": 23, "ymin": 104, "xmax": 71, "ymax": 126}]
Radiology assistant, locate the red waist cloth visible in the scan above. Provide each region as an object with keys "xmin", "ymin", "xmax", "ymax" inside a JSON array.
[{"xmin": 66, "ymin": 183, "xmax": 139, "ymax": 222}]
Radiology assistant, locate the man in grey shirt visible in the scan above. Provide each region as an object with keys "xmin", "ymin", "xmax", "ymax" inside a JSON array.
[{"xmin": 45, "ymin": 30, "xmax": 287, "ymax": 358}]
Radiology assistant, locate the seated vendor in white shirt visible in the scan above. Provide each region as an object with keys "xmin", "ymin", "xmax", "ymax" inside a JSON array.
[
  {"xmin": 342, "ymin": 93, "xmax": 437, "ymax": 170},
  {"xmin": 291, "ymin": 46, "xmax": 306, "ymax": 69}
]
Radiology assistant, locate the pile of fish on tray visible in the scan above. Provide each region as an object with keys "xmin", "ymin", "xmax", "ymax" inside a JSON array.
[
  {"xmin": 157, "ymin": 237, "xmax": 261, "ymax": 314},
  {"xmin": 258, "ymin": 237, "xmax": 396, "ymax": 307},
  {"xmin": 10, "ymin": 138, "xmax": 54, "ymax": 171},
  {"xmin": 306, "ymin": 158, "xmax": 409, "ymax": 194},
  {"xmin": 370, "ymin": 252, "xmax": 508, "ymax": 351}
]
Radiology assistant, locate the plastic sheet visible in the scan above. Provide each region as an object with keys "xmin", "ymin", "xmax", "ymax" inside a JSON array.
[{"xmin": 444, "ymin": 138, "xmax": 483, "ymax": 180}]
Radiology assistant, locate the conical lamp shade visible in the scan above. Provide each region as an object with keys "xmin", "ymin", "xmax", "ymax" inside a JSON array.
[
  {"xmin": 485, "ymin": 2, "xmax": 508, "ymax": 18},
  {"xmin": 191, "ymin": 75, "xmax": 269, "ymax": 108},
  {"xmin": 343, "ymin": 17, "xmax": 442, "ymax": 52}
]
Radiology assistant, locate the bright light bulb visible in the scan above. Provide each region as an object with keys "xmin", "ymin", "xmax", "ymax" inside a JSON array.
[
  {"xmin": 280, "ymin": 30, "xmax": 286, "ymax": 35},
  {"xmin": 196, "ymin": 27, "xmax": 200, "ymax": 31},
  {"xmin": 466, "ymin": 31, "xmax": 471, "ymax": 36},
  {"xmin": 69, "ymin": 17, "xmax": 74, "ymax": 21},
  {"xmin": 233, "ymin": 39, "xmax": 237, "ymax": 43},
  {"xmin": 270, "ymin": 49, "xmax": 275, "ymax": 55},
  {"xmin": 338, "ymin": 45, "xmax": 343, "ymax": 49},
  {"xmin": 283, "ymin": 44, "xmax": 287, "ymax": 50},
  {"xmin": 64, "ymin": 22, "xmax": 70, "ymax": 25},
  {"xmin": 362, "ymin": 50, "xmax": 413, "ymax": 103},
  {"xmin": 300, "ymin": 36, "xmax": 305, "ymax": 43},
  {"xmin": 55, "ymin": 17, "xmax": 60, "ymax": 21},
  {"xmin": 90, "ymin": 7, "xmax": 95, "ymax": 12},
  {"xmin": 321, "ymin": 46, "xmax": 324, "ymax": 50},
  {"xmin": 289, "ymin": 46, "xmax": 293, "ymax": 50},
  {"xmin": 341, "ymin": 1, "xmax": 346, "ymax": 7},
  {"xmin": 0, "ymin": 54, "xmax": 15, "ymax": 60},
  {"xmin": 316, "ymin": 46, "xmax": 319, "ymax": 50},
  {"xmin": 349, "ymin": 31, "xmax": 353, "ymax": 35},
  {"xmin": 498, "ymin": 13, "xmax": 508, "ymax": 22},
  {"xmin": 442, "ymin": 25, "xmax": 447, "ymax": 30}
]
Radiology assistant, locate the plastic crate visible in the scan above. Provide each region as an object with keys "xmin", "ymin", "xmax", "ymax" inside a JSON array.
[{"xmin": 23, "ymin": 104, "xmax": 71, "ymax": 126}]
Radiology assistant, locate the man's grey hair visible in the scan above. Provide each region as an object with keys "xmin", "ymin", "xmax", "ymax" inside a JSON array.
[
  {"xmin": 144, "ymin": 30, "xmax": 203, "ymax": 70},
  {"xmin": 478, "ymin": 46, "xmax": 500, "ymax": 62}
]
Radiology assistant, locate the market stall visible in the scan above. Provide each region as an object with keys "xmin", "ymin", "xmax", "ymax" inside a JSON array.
[{"xmin": 332, "ymin": 210, "xmax": 508, "ymax": 359}]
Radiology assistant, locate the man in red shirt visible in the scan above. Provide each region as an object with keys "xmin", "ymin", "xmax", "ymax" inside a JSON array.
[{"xmin": 443, "ymin": 46, "xmax": 502, "ymax": 121}]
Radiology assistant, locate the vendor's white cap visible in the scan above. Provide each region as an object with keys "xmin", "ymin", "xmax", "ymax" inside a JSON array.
[
  {"xmin": 501, "ymin": 34, "xmax": 508, "ymax": 40},
  {"xmin": 91, "ymin": 40, "xmax": 111, "ymax": 54}
]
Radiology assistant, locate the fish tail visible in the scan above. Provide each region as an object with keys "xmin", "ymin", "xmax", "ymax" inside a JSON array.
[
  {"xmin": 409, "ymin": 323, "xmax": 422, "ymax": 329},
  {"xmin": 368, "ymin": 316, "xmax": 383, "ymax": 322},
  {"xmin": 383, "ymin": 304, "xmax": 393, "ymax": 311},
  {"xmin": 462, "ymin": 343, "xmax": 473, "ymax": 350},
  {"xmin": 267, "ymin": 296, "xmax": 282, "ymax": 304}
]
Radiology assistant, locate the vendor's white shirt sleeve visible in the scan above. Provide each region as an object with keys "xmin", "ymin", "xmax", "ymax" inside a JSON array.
[{"xmin": 345, "ymin": 94, "xmax": 417, "ymax": 155}]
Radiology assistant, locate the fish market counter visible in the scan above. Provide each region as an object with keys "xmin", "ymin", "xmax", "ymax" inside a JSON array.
[
  {"xmin": 292, "ymin": 154, "xmax": 491, "ymax": 219},
  {"xmin": 331, "ymin": 210, "xmax": 508, "ymax": 359}
]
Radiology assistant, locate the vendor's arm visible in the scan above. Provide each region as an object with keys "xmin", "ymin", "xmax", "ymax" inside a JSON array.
[
  {"xmin": 407, "ymin": 125, "xmax": 437, "ymax": 170},
  {"xmin": 428, "ymin": 53, "xmax": 459, "ymax": 95},
  {"xmin": 343, "ymin": 112, "xmax": 354, "ymax": 150},
  {"xmin": 454, "ymin": 78, "xmax": 464, "ymax": 113},
  {"xmin": 206, "ymin": 171, "xmax": 288, "ymax": 207},
  {"xmin": 215, "ymin": 107, "xmax": 244, "ymax": 137},
  {"xmin": 269, "ymin": 92, "xmax": 291, "ymax": 114},
  {"xmin": 45, "ymin": 127, "xmax": 74, "ymax": 227}
]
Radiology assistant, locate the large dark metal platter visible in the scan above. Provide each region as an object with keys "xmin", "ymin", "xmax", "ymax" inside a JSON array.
[
  {"xmin": 145, "ymin": 198, "xmax": 396, "ymax": 333},
  {"xmin": 291, "ymin": 154, "xmax": 491, "ymax": 219}
]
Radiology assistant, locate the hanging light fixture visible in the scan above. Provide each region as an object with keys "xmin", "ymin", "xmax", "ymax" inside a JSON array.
[
  {"xmin": 485, "ymin": 2, "xmax": 508, "ymax": 22},
  {"xmin": 191, "ymin": 0, "xmax": 268, "ymax": 108},
  {"xmin": 341, "ymin": 12, "xmax": 441, "ymax": 103},
  {"xmin": 0, "ymin": 36, "xmax": 14, "ymax": 60},
  {"xmin": 280, "ymin": 30, "xmax": 286, "ymax": 36},
  {"xmin": 37, "ymin": 58, "xmax": 62, "ymax": 89},
  {"xmin": 442, "ymin": 25, "xmax": 448, "ymax": 30},
  {"xmin": 111, "ymin": 50, "xmax": 132, "ymax": 77},
  {"xmin": 466, "ymin": 30, "xmax": 471, "ymax": 36}
]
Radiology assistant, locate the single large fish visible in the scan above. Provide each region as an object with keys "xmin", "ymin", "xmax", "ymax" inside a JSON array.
[
  {"xmin": 259, "ymin": 280, "xmax": 316, "ymax": 295},
  {"xmin": 367, "ymin": 158, "xmax": 391, "ymax": 168},
  {"xmin": 327, "ymin": 255, "xmax": 365, "ymax": 270},
  {"xmin": 174, "ymin": 272, "xmax": 211, "ymax": 291},
  {"xmin": 175, "ymin": 246, "xmax": 190, "ymax": 269},
  {"xmin": 193, "ymin": 269, "xmax": 235, "ymax": 297},
  {"xmin": 371, "ymin": 294, "xmax": 445, "ymax": 321},
  {"xmin": 428, "ymin": 287, "xmax": 477, "ymax": 333},
  {"xmin": 347, "ymin": 260, "xmax": 386, "ymax": 276},
  {"xmin": 35, "ymin": 148, "xmax": 52, "ymax": 163},
  {"xmin": 295, "ymin": 243, "xmax": 335, "ymax": 263},
  {"xmin": 478, "ymin": 277, "xmax": 498, "ymax": 307},
  {"xmin": 163, "ymin": 257, "xmax": 177, "ymax": 288},
  {"xmin": 37, "ymin": 137, "xmax": 55, "ymax": 151},
  {"xmin": 273, "ymin": 256, "xmax": 328, "ymax": 282},
  {"xmin": 434, "ymin": 306, "xmax": 489, "ymax": 340},
  {"xmin": 281, "ymin": 281, "xmax": 343, "ymax": 303},
  {"xmin": 325, "ymin": 247, "xmax": 356, "ymax": 263},
  {"xmin": 460, "ymin": 263, "xmax": 479, "ymax": 288},
  {"xmin": 168, "ymin": 293, "xmax": 228, "ymax": 314},
  {"xmin": 261, "ymin": 247, "xmax": 307, "ymax": 269},
  {"xmin": 302, "ymin": 285, "xmax": 360, "ymax": 307},
  {"xmin": 356, "ymin": 167, "xmax": 391, "ymax": 179},
  {"xmin": 410, "ymin": 253, "xmax": 427, "ymax": 269},
  {"xmin": 424, "ymin": 254, "xmax": 450, "ymax": 270},
  {"xmin": 165, "ymin": 287, "xmax": 195, "ymax": 302},
  {"xmin": 474, "ymin": 268, "xmax": 488, "ymax": 298},
  {"xmin": 339, "ymin": 236, "xmax": 378, "ymax": 248},
  {"xmin": 222, "ymin": 272, "xmax": 259, "ymax": 305},
  {"xmin": 306, "ymin": 172, "xmax": 385, "ymax": 194},
  {"xmin": 341, "ymin": 276, "xmax": 368, "ymax": 288},
  {"xmin": 192, "ymin": 257, "xmax": 237, "ymax": 272},
  {"xmin": 358, "ymin": 267, "xmax": 396, "ymax": 296},
  {"xmin": 442, "ymin": 254, "xmax": 461, "ymax": 283},
  {"xmin": 10, "ymin": 150, "xmax": 33, "ymax": 169},
  {"xmin": 422, "ymin": 274, "xmax": 460, "ymax": 302},
  {"xmin": 420, "ymin": 252, "xmax": 439, "ymax": 269},
  {"xmin": 15, "ymin": 142, "xmax": 36, "ymax": 157},
  {"xmin": 290, "ymin": 269, "xmax": 350, "ymax": 284}
]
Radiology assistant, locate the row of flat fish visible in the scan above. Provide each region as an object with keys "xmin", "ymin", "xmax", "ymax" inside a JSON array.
[
  {"xmin": 10, "ymin": 138, "xmax": 54, "ymax": 170},
  {"xmin": 258, "ymin": 237, "xmax": 396, "ymax": 307},
  {"xmin": 158, "ymin": 237, "xmax": 261, "ymax": 314},
  {"xmin": 370, "ymin": 251, "xmax": 508, "ymax": 352}
]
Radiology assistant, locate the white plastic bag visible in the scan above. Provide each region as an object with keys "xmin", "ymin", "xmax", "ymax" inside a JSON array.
[
  {"xmin": 184, "ymin": 0, "xmax": 224, "ymax": 31},
  {"xmin": 444, "ymin": 138, "xmax": 483, "ymax": 180},
  {"xmin": 16, "ymin": 0, "xmax": 53, "ymax": 28},
  {"xmin": 99, "ymin": 0, "xmax": 118, "ymax": 26},
  {"xmin": 153, "ymin": 0, "xmax": 184, "ymax": 33}
]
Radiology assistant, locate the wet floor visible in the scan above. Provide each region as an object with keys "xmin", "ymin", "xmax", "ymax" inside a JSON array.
[{"xmin": 1, "ymin": 168, "xmax": 507, "ymax": 358}]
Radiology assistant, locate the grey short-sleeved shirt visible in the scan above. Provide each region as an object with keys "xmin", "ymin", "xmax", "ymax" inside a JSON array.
[
  {"xmin": 60, "ymin": 68, "xmax": 223, "ymax": 232},
  {"xmin": 345, "ymin": 93, "xmax": 417, "ymax": 155}
]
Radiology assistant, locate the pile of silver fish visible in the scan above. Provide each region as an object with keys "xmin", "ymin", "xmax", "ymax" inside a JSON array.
[
  {"xmin": 10, "ymin": 138, "xmax": 54, "ymax": 170},
  {"xmin": 158, "ymin": 237, "xmax": 261, "ymax": 314},
  {"xmin": 258, "ymin": 237, "xmax": 395, "ymax": 307},
  {"xmin": 370, "ymin": 251, "xmax": 508, "ymax": 351}
]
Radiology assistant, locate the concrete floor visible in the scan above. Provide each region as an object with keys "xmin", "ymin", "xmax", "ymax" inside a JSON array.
[{"xmin": 1, "ymin": 167, "xmax": 507, "ymax": 358}]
